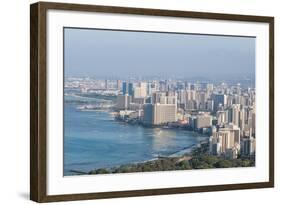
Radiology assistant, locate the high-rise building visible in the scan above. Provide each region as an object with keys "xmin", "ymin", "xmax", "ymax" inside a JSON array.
[
  {"xmin": 206, "ymin": 83, "xmax": 214, "ymax": 98},
  {"xmin": 226, "ymin": 95, "xmax": 234, "ymax": 107},
  {"xmin": 228, "ymin": 104, "xmax": 240, "ymax": 126},
  {"xmin": 116, "ymin": 80, "xmax": 122, "ymax": 91},
  {"xmin": 221, "ymin": 124, "xmax": 240, "ymax": 145},
  {"xmin": 151, "ymin": 92, "xmax": 177, "ymax": 105},
  {"xmin": 241, "ymin": 137, "xmax": 256, "ymax": 156},
  {"xmin": 134, "ymin": 87, "xmax": 143, "ymax": 98},
  {"xmin": 211, "ymin": 130, "xmax": 233, "ymax": 153},
  {"xmin": 239, "ymin": 107, "xmax": 245, "ymax": 133},
  {"xmin": 143, "ymin": 92, "xmax": 177, "ymax": 126},
  {"xmin": 206, "ymin": 99, "xmax": 214, "ymax": 111},
  {"xmin": 131, "ymin": 97, "xmax": 146, "ymax": 105},
  {"xmin": 217, "ymin": 110, "xmax": 228, "ymax": 125},
  {"xmin": 197, "ymin": 91, "xmax": 207, "ymax": 110},
  {"xmin": 181, "ymin": 90, "xmax": 197, "ymax": 110},
  {"xmin": 209, "ymin": 136, "xmax": 221, "ymax": 155},
  {"xmin": 153, "ymin": 104, "xmax": 177, "ymax": 125},
  {"xmin": 143, "ymin": 103, "xmax": 176, "ymax": 125},
  {"xmin": 147, "ymin": 82, "xmax": 155, "ymax": 96},
  {"xmin": 143, "ymin": 104, "xmax": 153, "ymax": 125},
  {"xmin": 212, "ymin": 94, "xmax": 227, "ymax": 111},
  {"xmin": 116, "ymin": 94, "xmax": 131, "ymax": 110},
  {"xmin": 209, "ymin": 125, "xmax": 240, "ymax": 158},
  {"xmin": 179, "ymin": 90, "xmax": 187, "ymax": 104},
  {"xmin": 186, "ymin": 90, "xmax": 196, "ymax": 101},
  {"xmin": 252, "ymin": 112, "xmax": 256, "ymax": 136},
  {"xmin": 122, "ymin": 82, "xmax": 133, "ymax": 96},
  {"xmin": 232, "ymin": 94, "xmax": 241, "ymax": 104},
  {"xmin": 166, "ymin": 95, "xmax": 177, "ymax": 105},
  {"xmin": 193, "ymin": 114, "xmax": 212, "ymax": 130},
  {"xmin": 185, "ymin": 100, "xmax": 197, "ymax": 110},
  {"xmin": 152, "ymin": 92, "xmax": 163, "ymax": 104},
  {"xmin": 134, "ymin": 82, "xmax": 147, "ymax": 98}
]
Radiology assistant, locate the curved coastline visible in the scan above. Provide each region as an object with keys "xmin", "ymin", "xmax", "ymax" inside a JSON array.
[
  {"xmin": 67, "ymin": 139, "xmax": 209, "ymax": 175},
  {"xmin": 64, "ymin": 100, "xmax": 210, "ymax": 176}
]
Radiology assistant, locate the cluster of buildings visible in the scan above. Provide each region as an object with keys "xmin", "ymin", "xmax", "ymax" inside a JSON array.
[
  {"xmin": 209, "ymin": 104, "xmax": 256, "ymax": 159},
  {"xmin": 65, "ymin": 77, "xmax": 256, "ymax": 160},
  {"xmin": 116, "ymin": 81, "xmax": 178, "ymax": 125},
  {"xmin": 116, "ymin": 80, "xmax": 256, "ymax": 159}
]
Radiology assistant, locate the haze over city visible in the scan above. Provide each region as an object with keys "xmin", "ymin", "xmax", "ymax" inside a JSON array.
[{"xmin": 64, "ymin": 28, "xmax": 255, "ymax": 80}]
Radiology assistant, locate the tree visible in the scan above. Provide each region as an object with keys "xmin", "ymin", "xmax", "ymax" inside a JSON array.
[
  {"xmin": 176, "ymin": 160, "xmax": 191, "ymax": 170},
  {"xmin": 214, "ymin": 160, "xmax": 233, "ymax": 168}
]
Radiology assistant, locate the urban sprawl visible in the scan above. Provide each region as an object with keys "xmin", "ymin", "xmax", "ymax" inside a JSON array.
[{"xmin": 65, "ymin": 77, "xmax": 256, "ymax": 161}]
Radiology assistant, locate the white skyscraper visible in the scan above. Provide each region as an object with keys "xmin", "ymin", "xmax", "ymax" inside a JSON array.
[
  {"xmin": 133, "ymin": 82, "xmax": 147, "ymax": 98},
  {"xmin": 228, "ymin": 104, "xmax": 240, "ymax": 126}
]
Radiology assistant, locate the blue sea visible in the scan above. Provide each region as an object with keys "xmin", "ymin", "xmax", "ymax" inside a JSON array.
[{"xmin": 63, "ymin": 98, "xmax": 207, "ymax": 175}]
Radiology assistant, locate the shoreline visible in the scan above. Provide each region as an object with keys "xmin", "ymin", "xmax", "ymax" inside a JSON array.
[
  {"xmin": 67, "ymin": 139, "xmax": 209, "ymax": 175},
  {"xmin": 66, "ymin": 139, "xmax": 255, "ymax": 176},
  {"xmin": 85, "ymin": 139, "xmax": 254, "ymax": 175},
  {"xmin": 67, "ymin": 94, "xmax": 210, "ymax": 139}
]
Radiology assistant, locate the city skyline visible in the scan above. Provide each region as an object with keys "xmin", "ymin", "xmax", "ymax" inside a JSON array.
[
  {"xmin": 64, "ymin": 27, "xmax": 256, "ymax": 175},
  {"xmin": 64, "ymin": 76, "xmax": 256, "ymax": 173},
  {"xmin": 64, "ymin": 28, "xmax": 255, "ymax": 79}
]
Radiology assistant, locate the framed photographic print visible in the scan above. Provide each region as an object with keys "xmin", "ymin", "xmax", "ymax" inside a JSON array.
[{"xmin": 30, "ymin": 1, "xmax": 274, "ymax": 202}]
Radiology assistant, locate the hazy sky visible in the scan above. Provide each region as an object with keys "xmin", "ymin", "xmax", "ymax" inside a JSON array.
[{"xmin": 64, "ymin": 28, "xmax": 255, "ymax": 79}]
